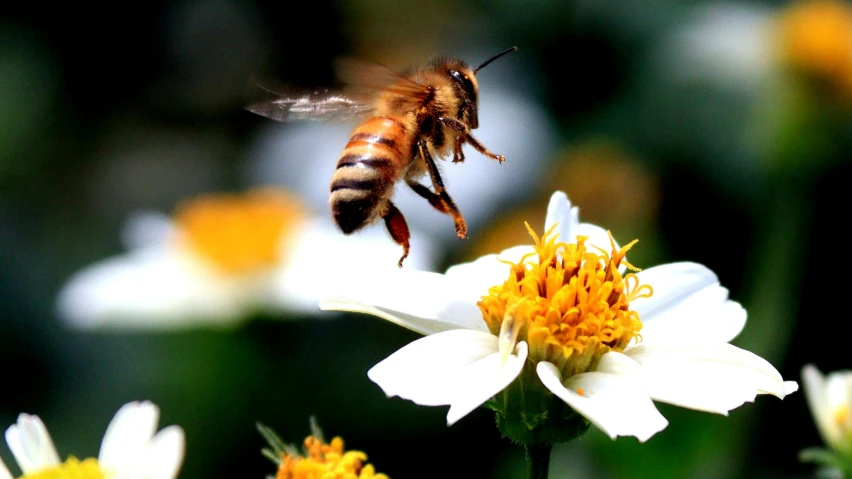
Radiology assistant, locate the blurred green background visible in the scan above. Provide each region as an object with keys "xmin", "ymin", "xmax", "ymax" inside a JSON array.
[{"xmin": 2, "ymin": 0, "xmax": 851, "ymax": 477}]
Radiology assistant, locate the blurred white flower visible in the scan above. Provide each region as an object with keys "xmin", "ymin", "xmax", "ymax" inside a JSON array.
[
  {"xmin": 657, "ymin": 4, "xmax": 775, "ymax": 91},
  {"xmin": 320, "ymin": 191, "xmax": 798, "ymax": 442},
  {"xmin": 243, "ymin": 84, "xmax": 556, "ymax": 247},
  {"xmin": 0, "ymin": 401, "xmax": 183, "ymax": 479},
  {"xmin": 57, "ymin": 188, "xmax": 435, "ymax": 330},
  {"xmin": 659, "ymin": 1, "xmax": 852, "ymax": 95},
  {"xmin": 803, "ymin": 364, "xmax": 852, "ymax": 458}
]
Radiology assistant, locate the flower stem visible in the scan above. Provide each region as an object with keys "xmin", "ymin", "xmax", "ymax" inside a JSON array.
[{"xmin": 525, "ymin": 443, "xmax": 552, "ymax": 479}]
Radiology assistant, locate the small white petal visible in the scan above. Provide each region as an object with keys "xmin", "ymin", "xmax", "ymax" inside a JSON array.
[
  {"xmin": 139, "ymin": 426, "xmax": 185, "ymax": 479},
  {"xmin": 0, "ymin": 458, "xmax": 12, "ymax": 479},
  {"xmin": 368, "ymin": 330, "xmax": 503, "ymax": 406},
  {"xmin": 544, "ymin": 191, "xmax": 578, "ymax": 243},
  {"xmin": 446, "ymin": 342, "xmax": 528, "ymax": 425},
  {"xmin": 319, "ymin": 269, "xmax": 488, "ymax": 335},
  {"xmin": 57, "ymin": 246, "xmax": 246, "ymax": 330},
  {"xmin": 631, "ymin": 262, "xmax": 745, "ymax": 344},
  {"xmin": 5, "ymin": 414, "xmax": 60, "ymax": 473},
  {"xmin": 99, "ymin": 401, "xmax": 159, "ymax": 475},
  {"xmin": 537, "ymin": 362, "xmax": 668, "ymax": 442},
  {"xmin": 626, "ymin": 343, "xmax": 794, "ymax": 414}
]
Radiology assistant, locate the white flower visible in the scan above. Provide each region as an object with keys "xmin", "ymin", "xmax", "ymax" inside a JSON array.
[
  {"xmin": 803, "ymin": 364, "xmax": 852, "ymax": 457},
  {"xmin": 320, "ymin": 191, "xmax": 798, "ymax": 442},
  {"xmin": 57, "ymin": 188, "xmax": 435, "ymax": 330},
  {"xmin": 0, "ymin": 401, "xmax": 184, "ymax": 479}
]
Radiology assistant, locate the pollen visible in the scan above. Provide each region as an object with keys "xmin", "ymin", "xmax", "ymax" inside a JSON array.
[
  {"xmin": 276, "ymin": 435, "xmax": 389, "ymax": 479},
  {"xmin": 19, "ymin": 457, "xmax": 106, "ymax": 479},
  {"xmin": 477, "ymin": 223, "xmax": 652, "ymax": 378},
  {"xmin": 174, "ymin": 189, "xmax": 307, "ymax": 276}
]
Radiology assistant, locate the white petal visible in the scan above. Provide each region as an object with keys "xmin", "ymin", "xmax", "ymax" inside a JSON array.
[
  {"xmin": 367, "ymin": 329, "xmax": 503, "ymax": 406},
  {"xmin": 446, "ymin": 342, "xmax": 528, "ymax": 425},
  {"xmin": 273, "ymin": 219, "xmax": 437, "ymax": 313},
  {"xmin": 5, "ymin": 414, "xmax": 60, "ymax": 473},
  {"xmin": 138, "ymin": 426, "xmax": 185, "ymax": 479},
  {"xmin": 99, "ymin": 401, "xmax": 159, "ymax": 475},
  {"xmin": 544, "ymin": 191, "xmax": 579, "ymax": 243},
  {"xmin": 631, "ymin": 262, "xmax": 745, "ymax": 344},
  {"xmin": 0, "ymin": 458, "xmax": 12, "ymax": 479},
  {"xmin": 595, "ymin": 351, "xmax": 644, "ymax": 377},
  {"xmin": 537, "ymin": 362, "xmax": 668, "ymax": 442},
  {"xmin": 784, "ymin": 381, "xmax": 799, "ymax": 396},
  {"xmin": 57, "ymin": 246, "xmax": 247, "ymax": 330},
  {"xmin": 625, "ymin": 342, "xmax": 794, "ymax": 415},
  {"xmin": 319, "ymin": 269, "xmax": 488, "ymax": 335},
  {"xmin": 803, "ymin": 365, "xmax": 842, "ymax": 450}
]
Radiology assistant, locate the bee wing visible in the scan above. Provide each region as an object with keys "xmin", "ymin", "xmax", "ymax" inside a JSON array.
[
  {"xmin": 245, "ymin": 82, "xmax": 376, "ymax": 123},
  {"xmin": 334, "ymin": 58, "xmax": 433, "ymax": 109},
  {"xmin": 246, "ymin": 59, "xmax": 431, "ymax": 123}
]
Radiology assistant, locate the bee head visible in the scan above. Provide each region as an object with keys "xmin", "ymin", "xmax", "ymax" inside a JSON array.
[
  {"xmin": 440, "ymin": 47, "xmax": 517, "ymax": 130},
  {"xmin": 441, "ymin": 59, "xmax": 480, "ymax": 129}
]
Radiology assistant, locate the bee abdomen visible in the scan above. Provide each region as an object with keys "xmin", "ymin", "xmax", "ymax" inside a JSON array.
[{"xmin": 330, "ymin": 117, "xmax": 410, "ymax": 234}]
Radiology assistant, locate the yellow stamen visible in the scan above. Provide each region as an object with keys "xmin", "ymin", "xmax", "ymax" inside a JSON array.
[
  {"xmin": 174, "ymin": 188, "xmax": 307, "ymax": 276},
  {"xmin": 19, "ymin": 457, "xmax": 106, "ymax": 479},
  {"xmin": 478, "ymin": 223, "xmax": 651, "ymax": 378},
  {"xmin": 276, "ymin": 435, "xmax": 388, "ymax": 479}
]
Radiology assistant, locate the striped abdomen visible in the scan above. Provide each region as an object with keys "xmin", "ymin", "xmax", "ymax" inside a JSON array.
[{"xmin": 330, "ymin": 116, "xmax": 412, "ymax": 234}]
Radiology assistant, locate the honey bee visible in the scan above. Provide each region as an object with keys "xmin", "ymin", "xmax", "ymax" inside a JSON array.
[{"xmin": 246, "ymin": 46, "xmax": 518, "ymax": 267}]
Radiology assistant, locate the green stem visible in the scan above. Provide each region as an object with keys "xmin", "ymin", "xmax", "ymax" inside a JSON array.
[{"xmin": 525, "ymin": 443, "xmax": 552, "ymax": 479}]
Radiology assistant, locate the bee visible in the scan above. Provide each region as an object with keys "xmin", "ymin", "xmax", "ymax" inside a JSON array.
[{"xmin": 246, "ymin": 46, "xmax": 518, "ymax": 267}]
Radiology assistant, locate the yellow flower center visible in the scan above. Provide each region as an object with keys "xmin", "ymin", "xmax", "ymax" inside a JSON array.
[
  {"xmin": 276, "ymin": 435, "xmax": 388, "ymax": 479},
  {"xmin": 19, "ymin": 457, "xmax": 106, "ymax": 479},
  {"xmin": 776, "ymin": 0, "xmax": 852, "ymax": 96},
  {"xmin": 835, "ymin": 405, "xmax": 851, "ymax": 428},
  {"xmin": 477, "ymin": 224, "xmax": 652, "ymax": 378},
  {"xmin": 174, "ymin": 188, "xmax": 307, "ymax": 276}
]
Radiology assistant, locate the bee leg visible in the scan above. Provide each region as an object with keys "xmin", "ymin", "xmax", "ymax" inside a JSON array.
[
  {"xmin": 415, "ymin": 140, "xmax": 468, "ymax": 239},
  {"xmin": 383, "ymin": 201, "xmax": 411, "ymax": 268},
  {"xmin": 452, "ymin": 138, "xmax": 466, "ymax": 163},
  {"xmin": 439, "ymin": 116, "xmax": 505, "ymax": 163}
]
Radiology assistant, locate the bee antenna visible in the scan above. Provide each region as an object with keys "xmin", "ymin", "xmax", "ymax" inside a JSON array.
[{"xmin": 474, "ymin": 46, "xmax": 518, "ymax": 74}]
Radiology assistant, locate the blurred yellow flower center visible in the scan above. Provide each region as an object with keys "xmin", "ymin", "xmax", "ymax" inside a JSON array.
[
  {"xmin": 834, "ymin": 405, "xmax": 850, "ymax": 427},
  {"xmin": 776, "ymin": 0, "xmax": 852, "ymax": 95},
  {"xmin": 276, "ymin": 435, "xmax": 388, "ymax": 479},
  {"xmin": 174, "ymin": 189, "xmax": 307, "ymax": 276},
  {"xmin": 19, "ymin": 457, "xmax": 105, "ymax": 479},
  {"xmin": 477, "ymin": 224, "xmax": 652, "ymax": 378}
]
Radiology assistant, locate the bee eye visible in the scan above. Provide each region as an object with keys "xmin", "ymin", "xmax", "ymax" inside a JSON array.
[{"xmin": 449, "ymin": 70, "xmax": 476, "ymax": 99}]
